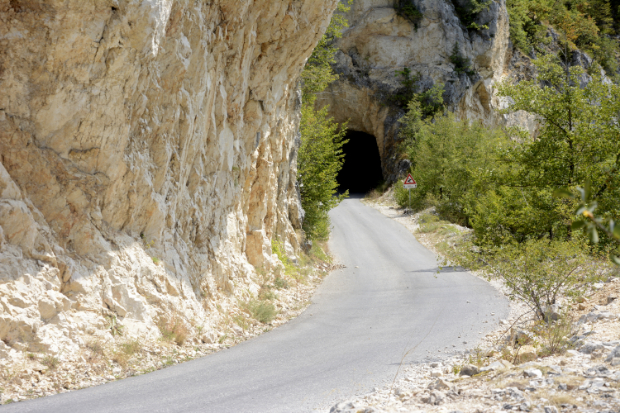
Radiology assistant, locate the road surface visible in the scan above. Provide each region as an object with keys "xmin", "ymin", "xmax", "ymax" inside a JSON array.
[{"xmin": 6, "ymin": 197, "xmax": 509, "ymax": 412}]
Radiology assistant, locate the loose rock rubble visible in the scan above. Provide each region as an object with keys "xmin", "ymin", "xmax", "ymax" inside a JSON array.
[
  {"xmin": 0, "ymin": 261, "xmax": 335, "ymax": 405},
  {"xmin": 328, "ymin": 195, "xmax": 620, "ymax": 413}
]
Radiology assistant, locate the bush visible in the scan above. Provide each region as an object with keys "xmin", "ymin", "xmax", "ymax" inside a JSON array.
[
  {"xmin": 41, "ymin": 355, "xmax": 59, "ymax": 370},
  {"xmin": 395, "ymin": 0, "xmax": 423, "ymax": 27},
  {"xmin": 158, "ymin": 316, "xmax": 189, "ymax": 346},
  {"xmin": 449, "ymin": 43, "xmax": 476, "ymax": 76},
  {"xmin": 243, "ymin": 299, "xmax": 277, "ymax": 324},
  {"xmin": 506, "ymin": 0, "xmax": 619, "ymax": 73},
  {"xmin": 455, "ymin": 239, "xmax": 601, "ymax": 320},
  {"xmin": 396, "ymin": 106, "xmax": 502, "ymax": 225},
  {"xmin": 298, "ymin": 106, "xmax": 348, "ymax": 240},
  {"xmin": 120, "ymin": 339, "xmax": 142, "ymax": 356},
  {"xmin": 450, "ymin": 0, "xmax": 492, "ymax": 31},
  {"xmin": 298, "ymin": 2, "xmax": 351, "ymax": 241}
]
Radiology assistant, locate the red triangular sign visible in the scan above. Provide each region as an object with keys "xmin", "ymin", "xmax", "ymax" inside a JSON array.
[{"xmin": 404, "ymin": 174, "xmax": 416, "ymax": 185}]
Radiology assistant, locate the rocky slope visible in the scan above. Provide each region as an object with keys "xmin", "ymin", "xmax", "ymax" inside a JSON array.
[
  {"xmin": 0, "ymin": 0, "xmax": 338, "ymax": 363},
  {"xmin": 316, "ymin": 0, "xmax": 515, "ymax": 180}
]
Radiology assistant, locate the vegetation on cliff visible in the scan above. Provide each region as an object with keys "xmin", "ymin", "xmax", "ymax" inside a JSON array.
[
  {"xmin": 298, "ymin": 2, "xmax": 351, "ymax": 240},
  {"xmin": 507, "ymin": 0, "xmax": 620, "ymax": 75}
]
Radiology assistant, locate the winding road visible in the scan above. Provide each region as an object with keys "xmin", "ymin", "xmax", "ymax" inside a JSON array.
[{"xmin": 6, "ymin": 198, "xmax": 509, "ymax": 413}]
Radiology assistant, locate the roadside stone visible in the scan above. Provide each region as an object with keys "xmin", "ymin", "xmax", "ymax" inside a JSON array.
[
  {"xmin": 515, "ymin": 345, "xmax": 537, "ymax": 363},
  {"xmin": 544, "ymin": 406, "xmax": 559, "ymax": 413},
  {"xmin": 430, "ymin": 378, "xmax": 452, "ymax": 391},
  {"xmin": 524, "ymin": 368, "xmax": 543, "ymax": 378},
  {"xmin": 579, "ymin": 340, "xmax": 604, "ymax": 354},
  {"xmin": 460, "ymin": 365, "xmax": 480, "ymax": 376},
  {"xmin": 605, "ymin": 344, "xmax": 620, "ymax": 362}
]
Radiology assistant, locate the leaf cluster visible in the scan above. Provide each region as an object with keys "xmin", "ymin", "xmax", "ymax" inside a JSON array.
[
  {"xmin": 298, "ymin": 2, "xmax": 352, "ymax": 240},
  {"xmin": 507, "ymin": 0, "xmax": 620, "ymax": 74},
  {"xmin": 450, "ymin": 42, "xmax": 476, "ymax": 76},
  {"xmin": 450, "ymin": 0, "xmax": 492, "ymax": 31},
  {"xmin": 395, "ymin": 0, "xmax": 424, "ymax": 28}
]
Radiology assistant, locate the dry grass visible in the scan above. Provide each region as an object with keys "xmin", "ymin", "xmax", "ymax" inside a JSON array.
[
  {"xmin": 120, "ymin": 339, "xmax": 142, "ymax": 356},
  {"xmin": 86, "ymin": 340, "xmax": 106, "ymax": 357},
  {"xmin": 41, "ymin": 355, "xmax": 59, "ymax": 370},
  {"xmin": 531, "ymin": 390, "xmax": 579, "ymax": 407},
  {"xmin": 158, "ymin": 316, "xmax": 190, "ymax": 346}
]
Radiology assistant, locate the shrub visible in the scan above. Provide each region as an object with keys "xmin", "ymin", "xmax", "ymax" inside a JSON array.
[
  {"xmin": 298, "ymin": 2, "xmax": 351, "ymax": 241},
  {"xmin": 395, "ymin": 0, "xmax": 423, "ymax": 27},
  {"xmin": 273, "ymin": 276, "xmax": 289, "ymax": 290},
  {"xmin": 396, "ymin": 107, "xmax": 502, "ymax": 224},
  {"xmin": 243, "ymin": 299, "xmax": 277, "ymax": 324},
  {"xmin": 271, "ymin": 238, "xmax": 297, "ymax": 276},
  {"xmin": 86, "ymin": 340, "xmax": 105, "ymax": 357},
  {"xmin": 105, "ymin": 315, "xmax": 124, "ymax": 337},
  {"xmin": 450, "ymin": 0, "xmax": 492, "ymax": 31},
  {"xmin": 158, "ymin": 316, "xmax": 189, "ymax": 346},
  {"xmin": 449, "ymin": 43, "xmax": 476, "ymax": 76},
  {"xmin": 455, "ymin": 239, "xmax": 601, "ymax": 320},
  {"xmin": 120, "ymin": 339, "xmax": 142, "ymax": 356},
  {"xmin": 534, "ymin": 315, "xmax": 577, "ymax": 357},
  {"xmin": 41, "ymin": 355, "xmax": 59, "ymax": 370}
]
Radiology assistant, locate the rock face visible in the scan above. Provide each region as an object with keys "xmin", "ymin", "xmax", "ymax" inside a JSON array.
[
  {"xmin": 316, "ymin": 0, "xmax": 512, "ymax": 180},
  {"xmin": 0, "ymin": 0, "xmax": 338, "ymax": 358}
]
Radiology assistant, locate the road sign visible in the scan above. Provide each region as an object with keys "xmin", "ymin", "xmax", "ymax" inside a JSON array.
[{"xmin": 403, "ymin": 174, "xmax": 417, "ymax": 189}]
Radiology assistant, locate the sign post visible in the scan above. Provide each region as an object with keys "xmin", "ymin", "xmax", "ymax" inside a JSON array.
[{"xmin": 402, "ymin": 174, "xmax": 417, "ymax": 212}]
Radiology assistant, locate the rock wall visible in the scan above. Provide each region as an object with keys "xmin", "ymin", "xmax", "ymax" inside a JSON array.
[
  {"xmin": 316, "ymin": 0, "xmax": 512, "ymax": 180},
  {"xmin": 0, "ymin": 0, "xmax": 338, "ymax": 359}
]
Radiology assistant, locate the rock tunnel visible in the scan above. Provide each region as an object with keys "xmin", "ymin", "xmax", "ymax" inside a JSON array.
[{"xmin": 337, "ymin": 130, "xmax": 384, "ymax": 194}]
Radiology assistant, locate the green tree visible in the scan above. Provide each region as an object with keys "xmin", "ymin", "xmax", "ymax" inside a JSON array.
[
  {"xmin": 297, "ymin": 2, "xmax": 352, "ymax": 240},
  {"xmin": 506, "ymin": 0, "xmax": 619, "ymax": 74},
  {"xmin": 396, "ymin": 102, "xmax": 502, "ymax": 225},
  {"xmin": 497, "ymin": 55, "xmax": 620, "ymax": 220}
]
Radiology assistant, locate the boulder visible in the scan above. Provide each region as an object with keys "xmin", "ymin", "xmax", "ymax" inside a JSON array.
[{"xmin": 459, "ymin": 364, "xmax": 480, "ymax": 376}]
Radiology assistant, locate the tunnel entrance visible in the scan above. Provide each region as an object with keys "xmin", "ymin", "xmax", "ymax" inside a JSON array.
[{"xmin": 337, "ymin": 130, "xmax": 384, "ymax": 194}]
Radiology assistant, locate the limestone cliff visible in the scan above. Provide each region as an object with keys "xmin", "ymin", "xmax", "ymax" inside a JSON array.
[
  {"xmin": 0, "ymin": 0, "xmax": 338, "ymax": 359},
  {"xmin": 316, "ymin": 0, "xmax": 513, "ymax": 180}
]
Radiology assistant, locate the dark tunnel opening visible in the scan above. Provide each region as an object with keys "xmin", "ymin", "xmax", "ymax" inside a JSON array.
[{"xmin": 337, "ymin": 130, "xmax": 384, "ymax": 194}]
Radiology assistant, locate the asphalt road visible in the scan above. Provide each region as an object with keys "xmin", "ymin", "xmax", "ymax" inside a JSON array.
[{"xmin": 6, "ymin": 197, "xmax": 509, "ymax": 413}]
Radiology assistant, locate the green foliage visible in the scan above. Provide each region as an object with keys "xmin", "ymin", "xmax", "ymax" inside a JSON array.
[
  {"xmin": 395, "ymin": 0, "xmax": 423, "ymax": 27},
  {"xmin": 297, "ymin": 2, "xmax": 352, "ymax": 241},
  {"xmin": 497, "ymin": 56, "xmax": 620, "ymax": 224},
  {"xmin": 397, "ymin": 106, "xmax": 502, "ymax": 225},
  {"xmin": 301, "ymin": 2, "xmax": 351, "ymax": 103},
  {"xmin": 392, "ymin": 68, "xmax": 421, "ymax": 107},
  {"xmin": 157, "ymin": 316, "xmax": 189, "ymax": 346},
  {"xmin": 393, "ymin": 70, "xmax": 445, "ymax": 116},
  {"xmin": 106, "ymin": 315, "xmax": 124, "ymax": 337},
  {"xmin": 506, "ymin": 0, "xmax": 620, "ymax": 74},
  {"xmin": 451, "ymin": 0, "xmax": 492, "ymax": 30},
  {"xmin": 271, "ymin": 238, "xmax": 297, "ymax": 276},
  {"xmin": 298, "ymin": 106, "xmax": 348, "ymax": 240},
  {"xmin": 243, "ymin": 299, "xmax": 277, "ymax": 324},
  {"xmin": 449, "ymin": 43, "xmax": 476, "ymax": 76},
  {"xmin": 453, "ymin": 239, "xmax": 600, "ymax": 320}
]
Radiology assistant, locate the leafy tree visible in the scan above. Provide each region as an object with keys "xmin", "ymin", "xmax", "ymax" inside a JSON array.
[
  {"xmin": 497, "ymin": 55, "xmax": 620, "ymax": 220},
  {"xmin": 297, "ymin": 2, "xmax": 352, "ymax": 240},
  {"xmin": 506, "ymin": 0, "xmax": 620, "ymax": 75},
  {"xmin": 396, "ymin": 104, "xmax": 502, "ymax": 225},
  {"xmin": 451, "ymin": 0, "xmax": 492, "ymax": 31}
]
